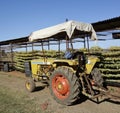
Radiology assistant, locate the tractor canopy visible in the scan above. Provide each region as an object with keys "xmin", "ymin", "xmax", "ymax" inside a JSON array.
[{"xmin": 29, "ymin": 20, "xmax": 97, "ymax": 42}]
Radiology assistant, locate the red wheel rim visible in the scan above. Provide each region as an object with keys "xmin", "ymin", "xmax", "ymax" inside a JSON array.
[{"xmin": 52, "ymin": 74, "xmax": 70, "ymax": 100}]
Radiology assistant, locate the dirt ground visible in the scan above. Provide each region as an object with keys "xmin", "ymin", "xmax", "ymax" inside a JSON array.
[{"xmin": 0, "ymin": 71, "xmax": 120, "ymax": 113}]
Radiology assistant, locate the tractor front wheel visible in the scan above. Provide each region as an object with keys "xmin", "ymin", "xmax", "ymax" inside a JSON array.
[
  {"xmin": 49, "ymin": 66, "xmax": 80, "ymax": 105},
  {"xmin": 25, "ymin": 78, "xmax": 36, "ymax": 92}
]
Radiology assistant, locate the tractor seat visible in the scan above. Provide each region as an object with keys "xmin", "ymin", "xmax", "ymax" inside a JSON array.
[
  {"xmin": 64, "ymin": 50, "xmax": 84, "ymax": 60},
  {"xmin": 64, "ymin": 50, "xmax": 73, "ymax": 59}
]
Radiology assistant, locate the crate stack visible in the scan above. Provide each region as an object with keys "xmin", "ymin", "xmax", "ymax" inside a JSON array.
[
  {"xmin": 14, "ymin": 50, "xmax": 64, "ymax": 72},
  {"xmin": 14, "ymin": 51, "xmax": 39, "ymax": 72},
  {"xmin": 13, "ymin": 46, "xmax": 120, "ymax": 85},
  {"xmin": 97, "ymin": 46, "xmax": 120, "ymax": 84}
]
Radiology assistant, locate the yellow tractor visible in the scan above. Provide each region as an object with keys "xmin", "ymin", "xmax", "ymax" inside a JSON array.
[{"xmin": 25, "ymin": 20, "xmax": 105, "ymax": 105}]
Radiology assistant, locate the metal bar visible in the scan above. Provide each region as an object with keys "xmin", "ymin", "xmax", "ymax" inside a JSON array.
[
  {"xmin": 10, "ymin": 43, "xmax": 14, "ymax": 68},
  {"xmin": 48, "ymin": 41, "xmax": 50, "ymax": 50},
  {"xmin": 70, "ymin": 39, "xmax": 73, "ymax": 50},
  {"xmin": 87, "ymin": 36, "xmax": 89, "ymax": 53},
  {"xmin": 84, "ymin": 74, "xmax": 94, "ymax": 96},
  {"xmin": 32, "ymin": 42, "xmax": 34, "ymax": 51},
  {"xmin": 26, "ymin": 43, "xmax": 27, "ymax": 53},
  {"xmin": 93, "ymin": 86, "xmax": 120, "ymax": 100},
  {"xmin": 66, "ymin": 35, "xmax": 69, "ymax": 50},
  {"xmin": 84, "ymin": 38, "xmax": 86, "ymax": 48},
  {"xmin": 41, "ymin": 42, "xmax": 45, "ymax": 62},
  {"xmin": 58, "ymin": 40, "xmax": 60, "ymax": 54}
]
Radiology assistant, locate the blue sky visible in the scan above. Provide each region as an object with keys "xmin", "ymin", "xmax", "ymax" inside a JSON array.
[{"xmin": 0, "ymin": 0, "xmax": 120, "ymax": 48}]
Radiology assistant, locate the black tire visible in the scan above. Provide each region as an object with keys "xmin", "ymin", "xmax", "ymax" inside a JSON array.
[
  {"xmin": 91, "ymin": 68, "xmax": 103, "ymax": 87},
  {"xmin": 25, "ymin": 78, "xmax": 36, "ymax": 92},
  {"xmin": 49, "ymin": 66, "xmax": 80, "ymax": 105}
]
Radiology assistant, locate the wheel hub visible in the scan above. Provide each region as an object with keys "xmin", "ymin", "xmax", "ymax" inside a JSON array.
[
  {"xmin": 52, "ymin": 75, "xmax": 70, "ymax": 99},
  {"xmin": 57, "ymin": 83, "xmax": 62, "ymax": 90}
]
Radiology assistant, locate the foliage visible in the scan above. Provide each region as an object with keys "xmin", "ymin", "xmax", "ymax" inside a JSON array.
[
  {"xmin": 109, "ymin": 46, "xmax": 120, "ymax": 51},
  {"xmin": 94, "ymin": 46, "xmax": 120, "ymax": 82},
  {"xmin": 13, "ymin": 46, "xmax": 120, "ymax": 83},
  {"xmin": 90, "ymin": 46, "xmax": 103, "ymax": 51},
  {"xmin": 14, "ymin": 50, "xmax": 64, "ymax": 72}
]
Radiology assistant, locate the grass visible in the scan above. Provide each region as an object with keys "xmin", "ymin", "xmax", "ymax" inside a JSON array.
[{"xmin": 0, "ymin": 86, "xmax": 49, "ymax": 113}]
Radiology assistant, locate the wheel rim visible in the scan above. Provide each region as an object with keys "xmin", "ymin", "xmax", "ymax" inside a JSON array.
[{"xmin": 52, "ymin": 74, "xmax": 70, "ymax": 100}]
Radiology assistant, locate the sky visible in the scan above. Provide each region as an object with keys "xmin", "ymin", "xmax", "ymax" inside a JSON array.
[{"xmin": 0, "ymin": 0, "xmax": 120, "ymax": 48}]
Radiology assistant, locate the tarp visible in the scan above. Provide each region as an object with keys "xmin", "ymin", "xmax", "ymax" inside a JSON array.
[{"xmin": 29, "ymin": 20, "xmax": 97, "ymax": 42}]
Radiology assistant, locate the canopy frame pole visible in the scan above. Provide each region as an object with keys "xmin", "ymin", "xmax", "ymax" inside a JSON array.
[
  {"xmin": 26, "ymin": 43, "xmax": 28, "ymax": 53},
  {"xmin": 10, "ymin": 43, "xmax": 14, "ymax": 68},
  {"xmin": 32, "ymin": 42, "xmax": 34, "ymax": 52},
  {"xmin": 41, "ymin": 41, "xmax": 45, "ymax": 62},
  {"xmin": 48, "ymin": 41, "xmax": 50, "ymax": 50},
  {"xmin": 66, "ymin": 35, "xmax": 69, "ymax": 50},
  {"xmin": 58, "ymin": 40, "xmax": 61, "ymax": 58},
  {"xmin": 70, "ymin": 39, "xmax": 73, "ymax": 51},
  {"xmin": 84, "ymin": 38, "xmax": 86, "ymax": 48},
  {"xmin": 87, "ymin": 35, "xmax": 90, "ymax": 54}
]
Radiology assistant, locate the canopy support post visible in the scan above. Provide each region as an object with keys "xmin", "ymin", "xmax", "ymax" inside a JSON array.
[
  {"xmin": 41, "ymin": 41, "xmax": 45, "ymax": 62},
  {"xmin": 66, "ymin": 35, "xmax": 69, "ymax": 50},
  {"xmin": 48, "ymin": 41, "xmax": 50, "ymax": 50},
  {"xmin": 32, "ymin": 42, "xmax": 34, "ymax": 52},
  {"xmin": 87, "ymin": 36, "xmax": 90, "ymax": 53}
]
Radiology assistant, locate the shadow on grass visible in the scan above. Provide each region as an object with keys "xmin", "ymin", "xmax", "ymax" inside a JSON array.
[
  {"xmin": 75, "ymin": 93, "xmax": 120, "ymax": 105},
  {"xmin": 34, "ymin": 84, "xmax": 48, "ymax": 92},
  {"xmin": 73, "ymin": 94, "xmax": 88, "ymax": 106},
  {"xmin": 106, "ymin": 98, "xmax": 120, "ymax": 105},
  {"xmin": 89, "ymin": 96, "xmax": 120, "ymax": 105}
]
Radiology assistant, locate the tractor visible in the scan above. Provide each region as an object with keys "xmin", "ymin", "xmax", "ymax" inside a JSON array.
[{"xmin": 24, "ymin": 20, "xmax": 106, "ymax": 105}]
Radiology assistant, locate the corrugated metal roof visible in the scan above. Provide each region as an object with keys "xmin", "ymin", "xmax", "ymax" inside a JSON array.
[
  {"xmin": 0, "ymin": 16, "xmax": 120, "ymax": 46},
  {"xmin": 0, "ymin": 36, "xmax": 28, "ymax": 46},
  {"xmin": 92, "ymin": 16, "xmax": 120, "ymax": 31}
]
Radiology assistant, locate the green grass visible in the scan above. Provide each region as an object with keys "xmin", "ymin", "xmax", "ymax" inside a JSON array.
[{"xmin": 0, "ymin": 86, "xmax": 49, "ymax": 113}]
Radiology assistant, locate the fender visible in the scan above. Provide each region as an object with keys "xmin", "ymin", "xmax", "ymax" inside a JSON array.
[{"xmin": 85, "ymin": 56, "xmax": 100, "ymax": 74}]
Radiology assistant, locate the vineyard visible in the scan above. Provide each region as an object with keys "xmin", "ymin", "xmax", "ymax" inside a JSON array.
[{"xmin": 14, "ymin": 46, "xmax": 120, "ymax": 84}]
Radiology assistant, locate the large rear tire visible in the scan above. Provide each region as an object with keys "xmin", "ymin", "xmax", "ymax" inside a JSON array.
[
  {"xmin": 49, "ymin": 66, "xmax": 80, "ymax": 105},
  {"xmin": 91, "ymin": 68, "xmax": 103, "ymax": 87}
]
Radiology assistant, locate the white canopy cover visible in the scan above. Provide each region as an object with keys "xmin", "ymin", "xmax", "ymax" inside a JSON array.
[{"xmin": 29, "ymin": 20, "xmax": 97, "ymax": 42}]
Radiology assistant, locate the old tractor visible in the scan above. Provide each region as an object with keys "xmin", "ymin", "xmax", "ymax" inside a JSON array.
[{"xmin": 25, "ymin": 20, "xmax": 106, "ymax": 105}]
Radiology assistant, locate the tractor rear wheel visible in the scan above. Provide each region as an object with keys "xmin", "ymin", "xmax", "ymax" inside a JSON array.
[
  {"xmin": 49, "ymin": 66, "xmax": 80, "ymax": 105},
  {"xmin": 25, "ymin": 78, "xmax": 36, "ymax": 92},
  {"xmin": 91, "ymin": 68, "xmax": 103, "ymax": 87}
]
